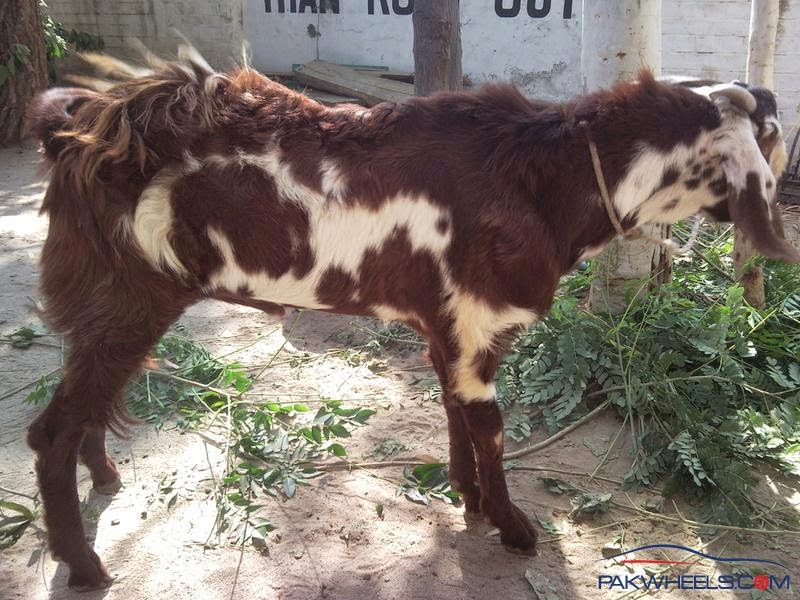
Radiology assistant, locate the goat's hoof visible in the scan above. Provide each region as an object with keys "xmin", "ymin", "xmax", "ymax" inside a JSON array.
[
  {"xmin": 67, "ymin": 549, "xmax": 115, "ymax": 591},
  {"xmin": 463, "ymin": 510, "xmax": 485, "ymax": 524},
  {"xmin": 497, "ymin": 503, "xmax": 538, "ymax": 556},
  {"xmin": 504, "ymin": 542, "xmax": 538, "ymax": 557},
  {"xmin": 93, "ymin": 477, "xmax": 122, "ymax": 495}
]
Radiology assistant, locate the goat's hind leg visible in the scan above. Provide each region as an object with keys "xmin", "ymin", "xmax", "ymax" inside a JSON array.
[
  {"xmin": 27, "ymin": 298, "xmax": 185, "ymax": 590},
  {"xmin": 443, "ymin": 394, "xmax": 482, "ymax": 518},
  {"xmin": 79, "ymin": 425, "xmax": 122, "ymax": 495},
  {"xmin": 429, "ymin": 344, "xmax": 482, "ymax": 518},
  {"xmin": 28, "ymin": 398, "xmax": 113, "ymax": 591}
]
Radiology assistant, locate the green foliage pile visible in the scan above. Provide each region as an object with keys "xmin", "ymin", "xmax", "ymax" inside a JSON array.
[{"xmin": 499, "ymin": 227, "xmax": 800, "ymax": 526}]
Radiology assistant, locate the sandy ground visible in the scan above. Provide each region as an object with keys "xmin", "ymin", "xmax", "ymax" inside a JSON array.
[{"xmin": 1, "ymin": 144, "xmax": 798, "ymax": 600}]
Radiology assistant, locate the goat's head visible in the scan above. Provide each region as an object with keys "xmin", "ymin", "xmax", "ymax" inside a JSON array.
[
  {"xmin": 622, "ymin": 77, "xmax": 798, "ymax": 263},
  {"xmin": 694, "ymin": 81, "xmax": 797, "ymax": 262}
]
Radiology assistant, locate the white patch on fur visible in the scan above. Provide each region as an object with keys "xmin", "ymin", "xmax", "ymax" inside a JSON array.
[
  {"xmin": 372, "ymin": 305, "xmax": 420, "ymax": 325},
  {"xmin": 320, "ymin": 159, "xmax": 348, "ymax": 200},
  {"xmin": 314, "ymin": 196, "xmax": 452, "ymax": 276},
  {"xmin": 714, "ymin": 113, "xmax": 776, "ymax": 192},
  {"xmin": 238, "ymin": 150, "xmax": 316, "ymax": 205},
  {"xmin": 494, "ymin": 432, "xmax": 504, "ymax": 447},
  {"xmin": 135, "ymin": 149, "xmax": 453, "ymax": 319},
  {"xmin": 447, "ymin": 290, "xmax": 537, "ymax": 403},
  {"xmin": 197, "ymin": 149, "xmax": 453, "ymax": 311},
  {"xmin": 614, "ymin": 148, "xmax": 674, "ymax": 219},
  {"xmin": 206, "ymin": 226, "xmax": 330, "ymax": 308},
  {"xmin": 132, "ymin": 171, "xmax": 187, "ymax": 276}
]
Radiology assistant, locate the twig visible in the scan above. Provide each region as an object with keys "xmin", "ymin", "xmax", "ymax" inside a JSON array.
[
  {"xmin": 0, "ymin": 485, "xmax": 38, "ymax": 502},
  {"xmin": 317, "ymin": 459, "xmax": 425, "ymax": 471},
  {"xmin": 612, "ymin": 493, "xmax": 800, "ymax": 536},
  {"xmin": 589, "ymin": 411, "xmax": 628, "ymax": 482},
  {"xmin": 0, "ymin": 339, "xmax": 63, "ymax": 350},
  {"xmin": 504, "ymin": 401, "xmax": 610, "ymax": 459},
  {"xmin": 689, "ymin": 246, "xmax": 736, "ymax": 282},
  {"xmin": 0, "ymin": 367, "xmax": 61, "ymax": 402},
  {"xmin": 248, "ymin": 311, "xmax": 303, "ymax": 386},
  {"xmin": 229, "ymin": 508, "xmax": 248, "ymax": 600},
  {"xmin": 506, "ymin": 466, "xmax": 662, "ymax": 494},
  {"xmin": 349, "ymin": 322, "xmax": 428, "ymax": 347},
  {"xmin": 147, "ymin": 370, "xmax": 232, "ymax": 397}
]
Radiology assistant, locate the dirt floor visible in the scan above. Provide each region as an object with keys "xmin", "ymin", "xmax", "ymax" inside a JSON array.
[{"xmin": 1, "ymin": 144, "xmax": 798, "ymax": 600}]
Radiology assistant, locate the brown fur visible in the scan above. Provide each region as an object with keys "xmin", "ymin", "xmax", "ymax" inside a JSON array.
[{"xmin": 24, "ymin": 54, "xmax": 794, "ymax": 589}]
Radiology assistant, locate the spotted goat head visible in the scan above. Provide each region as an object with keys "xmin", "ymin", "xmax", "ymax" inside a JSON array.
[{"xmin": 646, "ymin": 79, "xmax": 798, "ymax": 263}]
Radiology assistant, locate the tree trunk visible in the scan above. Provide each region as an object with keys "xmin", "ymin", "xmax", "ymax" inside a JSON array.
[
  {"xmin": 582, "ymin": 0, "xmax": 666, "ymax": 314},
  {"xmin": 0, "ymin": 0, "xmax": 48, "ymax": 146},
  {"xmin": 413, "ymin": 0, "xmax": 462, "ymax": 96},
  {"xmin": 736, "ymin": 0, "xmax": 780, "ymax": 308},
  {"xmin": 746, "ymin": 0, "xmax": 779, "ymax": 88}
]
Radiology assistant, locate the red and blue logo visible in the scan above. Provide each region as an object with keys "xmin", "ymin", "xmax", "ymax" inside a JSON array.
[{"xmin": 598, "ymin": 544, "xmax": 791, "ymax": 592}]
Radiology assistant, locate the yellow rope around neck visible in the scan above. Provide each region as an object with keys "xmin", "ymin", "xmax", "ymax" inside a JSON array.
[{"xmin": 586, "ymin": 137, "xmax": 703, "ymax": 255}]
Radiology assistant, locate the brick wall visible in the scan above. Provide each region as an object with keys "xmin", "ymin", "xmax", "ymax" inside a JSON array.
[
  {"xmin": 662, "ymin": 0, "xmax": 800, "ymax": 134},
  {"xmin": 47, "ymin": 0, "xmax": 245, "ymax": 70}
]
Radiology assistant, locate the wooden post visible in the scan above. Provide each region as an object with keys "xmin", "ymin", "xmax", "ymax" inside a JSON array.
[
  {"xmin": 412, "ymin": 0, "xmax": 462, "ymax": 96},
  {"xmin": 736, "ymin": 0, "xmax": 781, "ymax": 308},
  {"xmin": 582, "ymin": 0, "xmax": 666, "ymax": 314}
]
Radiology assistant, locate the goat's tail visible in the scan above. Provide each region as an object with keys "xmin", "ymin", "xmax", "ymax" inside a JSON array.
[{"xmin": 25, "ymin": 87, "xmax": 100, "ymax": 161}]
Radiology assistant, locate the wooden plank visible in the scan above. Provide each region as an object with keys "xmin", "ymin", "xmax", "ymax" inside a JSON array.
[
  {"xmin": 295, "ymin": 60, "xmax": 414, "ymax": 106},
  {"xmin": 302, "ymin": 88, "xmax": 364, "ymax": 106},
  {"xmin": 293, "ymin": 63, "xmax": 389, "ymax": 73},
  {"xmin": 275, "ymin": 75, "xmax": 365, "ymax": 106},
  {"xmin": 378, "ymin": 72, "xmax": 414, "ymax": 84}
]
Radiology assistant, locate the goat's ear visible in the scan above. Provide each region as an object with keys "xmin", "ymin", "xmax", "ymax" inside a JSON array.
[
  {"xmin": 727, "ymin": 173, "xmax": 800, "ymax": 263},
  {"xmin": 761, "ymin": 122, "xmax": 790, "ymax": 177}
]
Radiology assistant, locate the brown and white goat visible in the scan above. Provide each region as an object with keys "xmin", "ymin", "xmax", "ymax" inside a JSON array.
[{"xmin": 25, "ymin": 52, "xmax": 798, "ymax": 589}]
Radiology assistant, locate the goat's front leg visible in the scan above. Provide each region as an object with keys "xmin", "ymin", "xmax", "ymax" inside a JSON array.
[{"xmin": 454, "ymin": 351, "xmax": 538, "ymax": 555}]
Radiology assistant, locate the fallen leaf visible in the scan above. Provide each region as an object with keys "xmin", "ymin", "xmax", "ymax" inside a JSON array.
[{"xmin": 524, "ymin": 570, "xmax": 561, "ymax": 600}]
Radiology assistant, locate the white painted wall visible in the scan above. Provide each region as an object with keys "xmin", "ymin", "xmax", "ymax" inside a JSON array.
[
  {"xmin": 244, "ymin": 0, "xmax": 582, "ymax": 101},
  {"xmin": 48, "ymin": 0, "xmax": 800, "ymax": 130}
]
